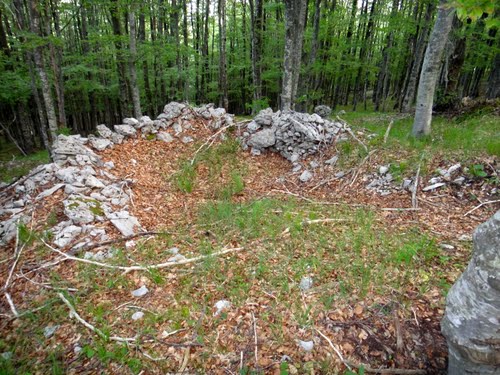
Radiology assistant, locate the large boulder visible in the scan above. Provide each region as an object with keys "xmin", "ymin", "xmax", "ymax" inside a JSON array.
[
  {"xmin": 441, "ymin": 210, "xmax": 500, "ymax": 374},
  {"xmin": 247, "ymin": 128, "xmax": 276, "ymax": 149}
]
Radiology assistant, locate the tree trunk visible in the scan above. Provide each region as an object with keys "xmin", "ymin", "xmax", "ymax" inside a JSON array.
[
  {"xmin": 441, "ymin": 210, "xmax": 500, "ymax": 375},
  {"xmin": 139, "ymin": 11, "xmax": 154, "ymax": 115},
  {"xmin": 128, "ymin": 8, "xmax": 142, "ymax": 118},
  {"xmin": 281, "ymin": 0, "xmax": 307, "ymax": 111},
  {"xmin": 412, "ymin": 0, "xmax": 454, "ymax": 137},
  {"xmin": 29, "ymin": 0, "xmax": 58, "ymax": 145},
  {"xmin": 486, "ymin": 53, "xmax": 500, "ymax": 99},
  {"xmin": 249, "ymin": 0, "xmax": 263, "ymax": 113},
  {"xmin": 218, "ymin": 0, "xmax": 228, "ymax": 110}
]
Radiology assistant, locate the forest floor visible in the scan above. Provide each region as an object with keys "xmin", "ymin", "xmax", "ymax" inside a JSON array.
[{"xmin": 0, "ymin": 109, "xmax": 499, "ymax": 374}]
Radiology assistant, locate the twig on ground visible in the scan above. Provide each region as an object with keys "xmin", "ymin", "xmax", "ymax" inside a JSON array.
[
  {"xmin": 58, "ymin": 292, "xmax": 136, "ymax": 343},
  {"xmin": 190, "ymin": 124, "xmax": 232, "ymax": 165},
  {"xmin": 349, "ymin": 149, "xmax": 377, "ymax": 187},
  {"xmin": 72, "ymin": 231, "xmax": 166, "ymax": 254},
  {"xmin": 381, "ymin": 208, "xmax": 420, "ymax": 212},
  {"xmin": 393, "ymin": 309, "xmax": 404, "ymax": 352},
  {"xmin": 5, "ymin": 292, "xmax": 19, "ymax": 317},
  {"xmin": 412, "ymin": 162, "xmax": 422, "ymax": 209},
  {"xmin": 383, "ymin": 120, "xmax": 394, "ymax": 144},
  {"xmin": 464, "ymin": 200, "xmax": 500, "ymax": 217},
  {"xmin": 337, "ymin": 116, "xmax": 368, "ymax": 153},
  {"xmin": 42, "ymin": 239, "xmax": 244, "ymax": 272},
  {"xmin": 281, "ymin": 218, "xmax": 351, "ymax": 236},
  {"xmin": 315, "ymin": 328, "xmax": 352, "ymax": 371},
  {"xmin": 178, "ymin": 347, "xmax": 190, "ymax": 373},
  {"xmin": 252, "ymin": 312, "xmax": 258, "ymax": 366}
]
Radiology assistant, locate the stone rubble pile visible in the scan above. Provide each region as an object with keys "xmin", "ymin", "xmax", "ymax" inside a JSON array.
[
  {"xmin": 0, "ymin": 102, "xmax": 232, "ymax": 249},
  {"xmin": 240, "ymin": 108, "xmax": 347, "ymax": 162}
]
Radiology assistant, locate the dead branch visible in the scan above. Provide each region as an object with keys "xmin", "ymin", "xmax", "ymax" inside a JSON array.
[
  {"xmin": 42, "ymin": 239, "xmax": 244, "ymax": 272},
  {"xmin": 252, "ymin": 312, "xmax": 258, "ymax": 366},
  {"xmin": 337, "ymin": 116, "xmax": 368, "ymax": 153},
  {"xmin": 190, "ymin": 124, "xmax": 233, "ymax": 165},
  {"xmin": 393, "ymin": 309, "xmax": 404, "ymax": 352},
  {"xmin": 383, "ymin": 120, "xmax": 394, "ymax": 144},
  {"xmin": 315, "ymin": 328, "xmax": 352, "ymax": 371},
  {"xmin": 70, "ymin": 231, "xmax": 167, "ymax": 254},
  {"xmin": 349, "ymin": 149, "xmax": 377, "ymax": 187},
  {"xmin": 58, "ymin": 292, "xmax": 136, "ymax": 343},
  {"xmin": 464, "ymin": 200, "xmax": 500, "ymax": 217},
  {"xmin": 412, "ymin": 162, "xmax": 422, "ymax": 209}
]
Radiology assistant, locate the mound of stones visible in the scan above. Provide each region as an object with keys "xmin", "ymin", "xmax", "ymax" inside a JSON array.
[
  {"xmin": 240, "ymin": 108, "xmax": 347, "ymax": 161},
  {"xmin": 0, "ymin": 102, "xmax": 232, "ymax": 249}
]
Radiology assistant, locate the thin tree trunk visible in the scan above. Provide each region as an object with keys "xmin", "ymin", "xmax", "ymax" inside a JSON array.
[
  {"xmin": 412, "ymin": 1, "xmax": 455, "ymax": 137},
  {"xmin": 128, "ymin": 8, "xmax": 142, "ymax": 118},
  {"xmin": 139, "ymin": 11, "xmax": 154, "ymax": 115},
  {"xmin": 218, "ymin": 0, "xmax": 228, "ymax": 110},
  {"xmin": 249, "ymin": 0, "xmax": 263, "ymax": 113}
]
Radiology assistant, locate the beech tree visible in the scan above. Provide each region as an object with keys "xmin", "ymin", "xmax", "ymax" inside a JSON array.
[{"xmin": 412, "ymin": 0, "xmax": 455, "ymax": 137}]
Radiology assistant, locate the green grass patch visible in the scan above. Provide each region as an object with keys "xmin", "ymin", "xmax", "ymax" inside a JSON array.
[{"xmin": 0, "ymin": 149, "xmax": 49, "ymax": 183}]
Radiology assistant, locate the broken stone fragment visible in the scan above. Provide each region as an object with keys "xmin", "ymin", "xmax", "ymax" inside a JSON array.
[
  {"xmin": 106, "ymin": 210, "xmax": 141, "ymax": 236},
  {"xmin": 64, "ymin": 196, "xmax": 99, "ymax": 225},
  {"xmin": 298, "ymin": 340, "xmax": 314, "ymax": 352},
  {"xmin": 132, "ymin": 285, "xmax": 149, "ymax": 297},
  {"xmin": 299, "ymin": 276, "xmax": 313, "ymax": 291},
  {"xmin": 248, "ymin": 128, "xmax": 276, "ymax": 149},
  {"xmin": 85, "ymin": 175, "xmax": 105, "ymax": 189},
  {"xmin": 35, "ymin": 183, "xmax": 65, "ymax": 200},
  {"xmin": 422, "ymin": 182, "xmax": 446, "ymax": 192},
  {"xmin": 88, "ymin": 136, "xmax": 112, "ymax": 151},
  {"xmin": 123, "ymin": 118, "xmax": 139, "ymax": 127},
  {"xmin": 181, "ymin": 136, "xmax": 194, "ymax": 144},
  {"xmin": 314, "ymin": 105, "xmax": 332, "ymax": 118},
  {"xmin": 162, "ymin": 102, "xmax": 186, "ymax": 120},
  {"xmin": 214, "ymin": 300, "xmax": 231, "ymax": 316},
  {"xmin": 379, "ymin": 165, "xmax": 389, "ymax": 175},
  {"xmin": 246, "ymin": 121, "xmax": 261, "ymax": 134},
  {"xmin": 325, "ymin": 156, "xmax": 338, "ymax": 165},
  {"xmin": 299, "ymin": 170, "xmax": 313, "ymax": 183},
  {"xmin": 131, "ymin": 311, "xmax": 144, "ymax": 320},
  {"xmin": 254, "ymin": 108, "xmax": 273, "ymax": 126},
  {"xmin": 156, "ymin": 132, "xmax": 174, "ymax": 143},
  {"xmin": 114, "ymin": 125, "xmax": 137, "ymax": 137},
  {"xmin": 53, "ymin": 225, "xmax": 82, "ymax": 248}
]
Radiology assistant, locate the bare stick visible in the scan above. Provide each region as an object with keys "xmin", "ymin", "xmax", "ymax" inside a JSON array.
[
  {"xmin": 315, "ymin": 328, "xmax": 352, "ymax": 371},
  {"xmin": 464, "ymin": 200, "xmax": 500, "ymax": 217},
  {"xmin": 58, "ymin": 292, "xmax": 136, "ymax": 343},
  {"xmin": 383, "ymin": 120, "xmax": 394, "ymax": 144},
  {"xmin": 252, "ymin": 312, "xmax": 258, "ymax": 366},
  {"xmin": 337, "ymin": 116, "xmax": 368, "ymax": 153},
  {"xmin": 5, "ymin": 292, "xmax": 19, "ymax": 317},
  {"xmin": 412, "ymin": 162, "xmax": 422, "ymax": 209},
  {"xmin": 393, "ymin": 309, "xmax": 404, "ymax": 352},
  {"xmin": 4, "ymin": 222, "xmax": 22, "ymax": 290},
  {"xmin": 71, "ymin": 231, "xmax": 166, "ymax": 254},
  {"xmin": 190, "ymin": 125, "xmax": 232, "ymax": 165},
  {"xmin": 349, "ymin": 150, "xmax": 377, "ymax": 187},
  {"xmin": 42, "ymin": 239, "xmax": 243, "ymax": 272}
]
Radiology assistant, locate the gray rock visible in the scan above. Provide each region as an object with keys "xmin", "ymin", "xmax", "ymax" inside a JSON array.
[
  {"xmin": 422, "ymin": 182, "xmax": 446, "ymax": 192},
  {"xmin": 88, "ymin": 136, "xmax": 112, "ymax": 151},
  {"xmin": 162, "ymin": 102, "xmax": 186, "ymax": 120},
  {"xmin": 172, "ymin": 122, "xmax": 183, "ymax": 134},
  {"xmin": 35, "ymin": 183, "xmax": 65, "ymax": 200},
  {"xmin": 13, "ymin": 200, "xmax": 24, "ymax": 208},
  {"xmin": 248, "ymin": 128, "xmax": 276, "ymax": 149},
  {"xmin": 56, "ymin": 167, "xmax": 80, "ymax": 184},
  {"xmin": 44, "ymin": 325, "xmax": 59, "ymax": 338},
  {"xmin": 181, "ymin": 136, "xmax": 194, "ymax": 144},
  {"xmin": 168, "ymin": 254, "xmax": 187, "ymax": 262},
  {"xmin": 64, "ymin": 184, "xmax": 88, "ymax": 195},
  {"xmin": 214, "ymin": 300, "xmax": 231, "ymax": 316},
  {"xmin": 53, "ymin": 225, "xmax": 82, "ymax": 248},
  {"xmin": 310, "ymin": 160, "xmax": 320, "ymax": 169},
  {"xmin": 247, "ymin": 121, "xmax": 261, "ymax": 134},
  {"xmin": 335, "ymin": 171, "xmax": 345, "ymax": 179},
  {"xmin": 114, "ymin": 125, "xmax": 137, "ymax": 137},
  {"xmin": 132, "ymin": 285, "xmax": 149, "ymax": 297},
  {"xmin": 131, "ymin": 311, "xmax": 144, "ymax": 320},
  {"xmin": 452, "ymin": 176, "xmax": 466, "ymax": 186},
  {"xmin": 63, "ymin": 196, "xmax": 98, "ymax": 225},
  {"xmin": 104, "ymin": 161, "xmax": 115, "ymax": 169},
  {"xmin": 440, "ymin": 243, "xmax": 455, "ymax": 251},
  {"xmin": 298, "ymin": 340, "xmax": 314, "ymax": 352},
  {"xmin": 168, "ymin": 247, "xmax": 180, "ymax": 255},
  {"xmin": 85, "ymin": 176, "xmax": 105, "ymax": 189},
  {"xmin": 314, "ymin": 105, "xmax": 332, "ymax": 118},
  {"xmin": 157, "ymin": 132, "xmax": 174, "ymax": 143},
  {"xmin": 299, "ymin": 170, "xmax": 313, "ymax": 183},
  {"xmin": 254, "ymin": 108, "xmax": 273, "ymax": 126},
  {"xmin": 441, "ymin": 211, "xmax": 500, "ymax": 374},
  {"xmin": 379, "ymin": 165, "xmax": 389, "ymax": 175},
  {"xmin": 106, "ymin": 210, "xmax": 141, "ymax": 236},
  {"xmin": 251, "ymin": 148, "xmax": 261, "ymax": 156},
  {"xmin": 96, "ymin": 124, "xmax": 114, "ymax": 138},
  {"xmin": 429, "ymin": 177, "xmax": 442, "ymax": 185},
  {"xmin": 123, "ymin": 118, "xmax": 139, "ymax": 127},
  {"xmin": 299, "ymin": 276, "xmax": 313, "ymax": 291},
  {"xmin": 1, "ymin": 352, "xmax": 12, "ymax": 360},
  {"xmin": 292, "ymin": 164, "xmax": 302, "ymax": 173},
  {"xmin": 325, "ymin": 156, "xmax": 338, "ymax": 165}
]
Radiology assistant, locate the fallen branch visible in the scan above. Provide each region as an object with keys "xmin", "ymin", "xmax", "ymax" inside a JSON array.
[
  {"xmin": 252, "ymin": 312, "xmax": 258, "ymax": 366},
  {"xmin": 315, "ymin": 328, "xmax": 352, "ymax": 371},
  {"xmin": 190, "ymin": 124, "xmax": 232, "ymax": 165},
  {"xmin": 464, "ymin": 200, "xmax": 500, "ymax": 217},
  {"xmin": 70, "ymin": 231, "xmax": 167, "ymax": 254},
  {"xmin": 383, "ymin": 120, "xmax": 394, "ymax": 144},
  {"xmin": 281, "ymin": 218, "xmax": 351, "ymax": 236},
  {"xmin": 349, "ymin": 150, "xmax": 377, "ymax": 187},
  {"xmin": 337, "ymin": 116, "xmax": 368, "ymax": 153},
  {"xmin": 43, "ymin": 239, "xmax": 244, "ymax": 272},
  {"xmin": 58, "ymin": 292, "xmax": 136, "ymax": 343},
  {"xmin": 412, "ymin": 162, "xmax": 422, "ymax": 209}
]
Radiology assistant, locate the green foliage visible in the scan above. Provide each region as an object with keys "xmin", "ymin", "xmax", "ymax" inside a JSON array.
[{"xmin": 173, "ymin": 161, "xmax": 197, "ymax": 193}]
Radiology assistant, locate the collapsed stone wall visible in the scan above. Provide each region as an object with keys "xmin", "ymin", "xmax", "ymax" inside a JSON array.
[
  {"xmin": 0, "ymin": 102, "xmax": 231, "ymax": 250},
  {"xmin": 240, "ymin": 108, "xmax": 347, "ymax": 161}
]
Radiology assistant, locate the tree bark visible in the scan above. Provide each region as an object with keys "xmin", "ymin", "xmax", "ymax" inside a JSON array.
[
  {"xmin": 249, "ymin": 0, "xmax": 263, "ymax": 113},
  {"xmin": 218, "ymin": 0, "xmax": 228, "ymax": 110},
  {"xmin": 29, "ymin": 0, "xmax": 58, "ymax": 145},
  {"xmin": 281, "ymin": 0, "xmax": 307, "ymax": 111},
  {"xmin": 128, "ymin": 8, "xmax": 142, "ymax": 118},
  {"xmin": 486, "ymin": 53, "xmax": 500, "ymax": 99},
  {"xmin": 412, "ymin": 1, "xmax": 454, "ymax": 137}
]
